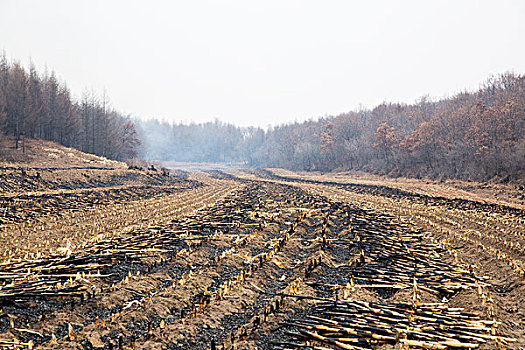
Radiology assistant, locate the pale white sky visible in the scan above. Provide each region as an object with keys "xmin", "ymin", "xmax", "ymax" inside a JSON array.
[{"xmin": 1, "ymin": 0, "xmax": 524, "ymax": 127}]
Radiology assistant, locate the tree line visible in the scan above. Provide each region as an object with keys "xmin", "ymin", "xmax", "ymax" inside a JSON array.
[
  {"xmin": 139, "ymin": 73, "xmax": 524, "ymax": 182},
  {"xmin": 137, "ymin": 119, "xmax": 263, "ymax": 163},
  {"xmin": 258, "ymin": 73, "xmax": 524, "ymax": 182},
  {"xmin": 0, "ymin": 53, "xmax": 140, "ymax": 160},
  {"xmin": 1, "ymin": 52, "xmax": 522, "ymax": 182}
]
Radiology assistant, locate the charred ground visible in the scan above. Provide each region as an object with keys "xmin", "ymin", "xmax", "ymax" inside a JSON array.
[{"xmin": 0, "ymin": 147, "xmax": 524, "ymax": 349}]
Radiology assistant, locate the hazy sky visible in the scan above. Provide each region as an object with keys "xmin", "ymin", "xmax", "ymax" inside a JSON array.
[{"xmin": 1, "ymin": 0, "xmax": 524, "ymax": 127}]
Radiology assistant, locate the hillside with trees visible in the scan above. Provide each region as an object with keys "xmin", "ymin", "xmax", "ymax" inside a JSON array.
[
  {"xmin": 1, "ymin": 52, "xmax": 523, "ymax": 183},
  {"xmin": 0, "ymin": 53, "xmax": 140, "ymax": 161},
  {"xmin": 138, "ymin": 73, "xmax": 524, "ymax": 183},
  {"xmin": 254, "ymin": 73, "xmax": 525, "ymax": 181}
]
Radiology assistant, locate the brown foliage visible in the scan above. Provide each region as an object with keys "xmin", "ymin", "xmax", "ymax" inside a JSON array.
[{"xmin": 250, "ymin": 73, "xmax": 525, "ymax": 182}]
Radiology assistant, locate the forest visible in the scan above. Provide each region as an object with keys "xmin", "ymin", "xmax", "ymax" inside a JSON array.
[
  {"xmin": 139, "ymin": 73, "xmax": 525, "ymax": 182},
  {"xmin": 0, "ymin": 53, "xmax": 140, "ymax": 160},
  {"xmin": 1, "ymin": 52, "xmax": 523, "ymax": 182}
]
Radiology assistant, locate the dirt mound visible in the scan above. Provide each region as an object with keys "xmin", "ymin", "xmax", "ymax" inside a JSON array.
[{"xmin": 0, "ymin": 138, "xmax": 123, "ymax": 169}]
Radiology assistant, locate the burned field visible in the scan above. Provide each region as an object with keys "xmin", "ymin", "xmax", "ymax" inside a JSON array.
[{"xmin": 0, "ymin": 168, "xmax": 524, "ymax": 349}]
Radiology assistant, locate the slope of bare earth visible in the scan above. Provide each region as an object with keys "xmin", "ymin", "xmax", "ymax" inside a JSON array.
[{"xmin": 0, "ymin": 138, "xmax": 123, "ymax": 169}]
